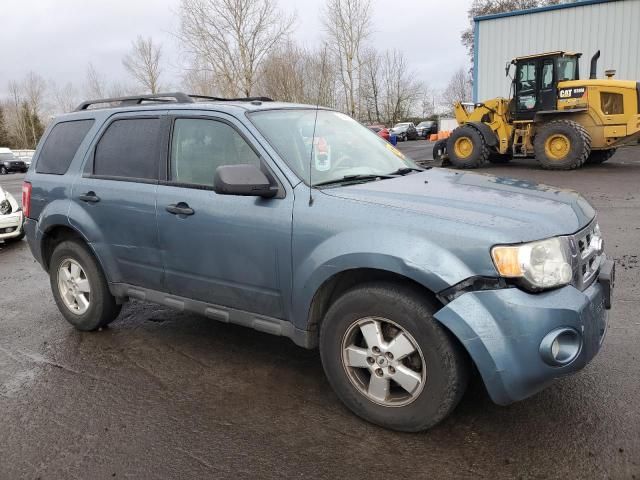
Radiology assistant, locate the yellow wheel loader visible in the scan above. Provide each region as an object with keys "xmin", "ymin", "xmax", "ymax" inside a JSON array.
[{"xmin": 436, "ymin": 51, "xmax": 640, "ymax": 170}]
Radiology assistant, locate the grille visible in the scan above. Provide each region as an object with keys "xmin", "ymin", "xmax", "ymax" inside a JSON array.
[{"xmin": 570, "ymin": 220, "xmax": 604, "ymax": 291}]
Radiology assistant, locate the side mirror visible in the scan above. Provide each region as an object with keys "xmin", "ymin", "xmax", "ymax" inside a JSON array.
[{"xmin": 214, "ymin": 164, "xmax": 278, "ymax": 198}]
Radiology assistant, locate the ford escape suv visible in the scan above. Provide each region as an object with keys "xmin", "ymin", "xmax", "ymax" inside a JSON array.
[{"xmin": 23, "ymin": 93, "xmax": 614, "ymax": 432}]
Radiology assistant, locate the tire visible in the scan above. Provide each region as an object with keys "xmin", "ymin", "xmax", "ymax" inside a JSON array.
[
  {"xmin": 432, "ymin": 139, "xmax": 448, "ymax": 162},
  {"xmin": 319, "ymin": 282, "xmax": 469, "ymax": 432},
  {"xmin": 586, "ymin": 148, "xmax": 617, "ymax": 164},
  {"xmin": 0, "ymin": 166, "xmax": 6, "ymax": 175},
  {"xmin": 446, "ymin": 125, "xmax": 490, "ymax": 169},
  {"xmin": 534, "ymin": 120, "xmax": 591, "ymax": 170},
  {"xmin": 49, "ymin": 240, "xmax": 121, "ymax": 331}
]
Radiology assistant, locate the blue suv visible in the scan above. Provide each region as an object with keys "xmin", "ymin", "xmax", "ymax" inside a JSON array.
[{"xmin": 23, "ymin": 93, "xmax": 614, "ymax": 431}]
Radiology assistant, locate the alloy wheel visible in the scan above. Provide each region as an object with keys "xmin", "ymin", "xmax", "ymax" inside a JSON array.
[
  {"xmin": 57, "ymin": 258, "xmax": 91, "ymax": 315},
  {"xmin": 341, "ymin": 317, "xmax": 426, "ymax": 407}
]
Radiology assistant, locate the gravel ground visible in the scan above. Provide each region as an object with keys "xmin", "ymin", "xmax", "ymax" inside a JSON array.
[{"xmin": 1, "ymin": 145, "xmax": 639, "ymax": 479}]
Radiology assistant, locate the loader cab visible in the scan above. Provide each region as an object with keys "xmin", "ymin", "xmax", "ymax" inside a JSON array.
[{"xmin": 511, "ymin": 51, "xmax": 581, "ymax": 120}]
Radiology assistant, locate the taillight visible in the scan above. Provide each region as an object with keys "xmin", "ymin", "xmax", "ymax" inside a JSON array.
[{"xmin": 22, "ymin": 181, "xmax": 32, "ymax": 218}]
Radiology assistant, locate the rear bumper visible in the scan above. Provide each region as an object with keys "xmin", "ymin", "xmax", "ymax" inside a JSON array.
[
  {"xmin": 435, "ymin": 280, "xmax": 609, "ymax": 405},
  {"xmin": 0, "ymin": 211, "xmax": 23, "ymax": 240},
  {"xmin": 23, "ymin": 217, "xmax": 43, "ymax": 264}
]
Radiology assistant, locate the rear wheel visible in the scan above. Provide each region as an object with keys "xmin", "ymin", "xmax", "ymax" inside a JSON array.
[
  {"xmin": 446, "ymin": 126, "xmax": 490, "ymax": 169},
  {"xmin": 49, "ymin": 240, "xmax": 121, "ymax": 331},
  {"xmin": 586, "ymin": 148, "xmax": 617, "ymax": 164},
  {"xmin": 534, "ymin": 120, "xmax": 591, "ymax": 170},
  {"xmin": 319, "ymin": 282, "xmax": 469, "ymax": 432}
]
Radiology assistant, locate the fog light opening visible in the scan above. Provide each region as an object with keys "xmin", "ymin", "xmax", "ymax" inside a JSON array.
[{"xmin": 540, "ymin": 328, "xmax": 582, "ymax": 366}]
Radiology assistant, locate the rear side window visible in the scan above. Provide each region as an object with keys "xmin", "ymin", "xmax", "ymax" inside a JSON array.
[
  {"xmin": 94, "ymin": 118, "xmax": 162, "ymax": 180},
  {"xmin": 36, "ymin": 120, "xmax": 94, "ymax": 175}
]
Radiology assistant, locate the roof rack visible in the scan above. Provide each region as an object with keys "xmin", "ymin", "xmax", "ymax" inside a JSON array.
[{"xmin": 74, "ymin": 92, "xmax": 274, "ymax": 111}]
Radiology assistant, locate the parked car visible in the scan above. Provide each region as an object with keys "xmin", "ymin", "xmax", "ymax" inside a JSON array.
[
  {"xmin": 0, "ymin": 186, "xmax": 24, "ymax": 243},
  {"xmin": 389, "ymin": 122, "xmax": 418, "ymax": 141},
  {"xmin": 367, "ymin": 124, "xmax": 390, "ymax": 141},
  {"xmin": 23, "ymin": 93, "xmax": 613, "ymax": 432},
  {"xmin": 416, "ymin": 121, "xmax": 437, "ymax": 138},
  {"xmin": 0, "ymin": 148, "xmax": 28, "ymax": 174}
]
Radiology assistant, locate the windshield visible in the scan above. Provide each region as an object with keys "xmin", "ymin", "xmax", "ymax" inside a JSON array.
[
  {"xmin": 249, "ymin": 109, "xmax": 416, "ymax": 186},
  {"xmin": 394, "ymin": 123, "xmax": 409, "ymax": 128},
  {"xmin": 417, "ymin": 122, "xmax": 432, "ymax": 127},
  {"xmin": 0, "ymin": 153, "xmax": 15, "ymax": 161}
]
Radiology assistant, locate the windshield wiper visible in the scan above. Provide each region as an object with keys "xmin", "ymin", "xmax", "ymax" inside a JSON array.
[
  {"xmin": 386, "ymin": 166, "xmax": 429, "ymax": 176},
  {"xmin": 313, "ymin": 174, "xmax": 394, "ymax": 188}
]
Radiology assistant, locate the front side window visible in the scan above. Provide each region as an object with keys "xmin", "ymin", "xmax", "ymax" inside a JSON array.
[
  {"xmin": 36, "ymin": 120, "xmax": 95, "ymax": 175},
  {"xmin": 170, "ymin": 118, "xmax": 260, "ymax": 187},
  {"xmin": 249, "ymin": 109, "xmax": 416, "ymax": 186}
]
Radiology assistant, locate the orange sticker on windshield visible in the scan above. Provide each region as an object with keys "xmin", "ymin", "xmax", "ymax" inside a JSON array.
[{"xmin": 385, "ymin": 143, "xmax": 406, "ymax": 159}]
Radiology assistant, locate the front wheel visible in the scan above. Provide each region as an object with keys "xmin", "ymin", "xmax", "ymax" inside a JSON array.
[
  {"xmin": 534, "ymin": 120, "xmax": 591, "ymax": 170},
  {"xmin": 0, "ymin": 166, "xmax": 7, "ymax": 175},
  {"xmin": 319, "ymin": 282, "xmax": 469, "ymax": 432},
  {"xmin": 49, "ymin": 240, "xmax": 122, "ymax": 331},
  {"xmin": 446, "ymin": 125, "xmax": 490, "ymax": 168}
]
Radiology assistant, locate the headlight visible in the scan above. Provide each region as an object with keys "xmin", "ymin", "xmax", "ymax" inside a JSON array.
[
  {"xmin": 0, "ymin": 199, "xmax": 11, "ymax": 215},
  {"xmin": 491, "ymin": 237, "xmax": 573, "ymax": 290}
]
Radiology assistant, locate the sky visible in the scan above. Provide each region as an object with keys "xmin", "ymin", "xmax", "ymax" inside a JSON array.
[{"xmin": 0, "ymin": 0, "xmax": 472, "ymax": 100}]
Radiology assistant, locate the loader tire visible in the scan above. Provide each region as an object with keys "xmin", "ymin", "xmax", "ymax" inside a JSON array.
[
  {"xmin": 586, "ymin": 148, "xmax": 617, "ymax": 164},
  {"xmin": 534, "ymin": 120, "xmax": 591, "ymax": 170},
  {"xmin": 446, "ymin": 126, "xmax": 490, "ymax": 169}
]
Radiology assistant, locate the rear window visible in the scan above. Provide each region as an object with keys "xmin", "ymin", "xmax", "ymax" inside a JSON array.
[
  {"xmin": 94, "ymin": 118, "xmax": 162, "ymax": 180},
  {"xmin": 36, "ymin": 120, "xmax": 94, "ymax": 175}
]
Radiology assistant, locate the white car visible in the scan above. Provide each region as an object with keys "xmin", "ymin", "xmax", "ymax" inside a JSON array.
[{"xmin": 0, "ymin": 186, "xmax": 24, "ymax": 243}]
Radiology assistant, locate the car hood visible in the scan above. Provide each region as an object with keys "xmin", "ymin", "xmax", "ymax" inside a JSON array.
[{"xmin": 322, "ymin": 169, "xmax": 595, "ymax": 242}]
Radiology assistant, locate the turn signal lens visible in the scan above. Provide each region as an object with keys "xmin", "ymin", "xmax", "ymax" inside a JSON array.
[{"xmin": 491, "ymin": 246, "xmax": 523, "ymax": 277}]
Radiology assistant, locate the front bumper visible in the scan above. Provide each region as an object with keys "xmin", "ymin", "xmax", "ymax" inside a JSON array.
[
  {"xmin": 0, "ymin": 211, "xmax": 23, "ymax": 240},
  {"xmin": 435, "ymin": 278, "xmax": 609, "ymax": 405}
]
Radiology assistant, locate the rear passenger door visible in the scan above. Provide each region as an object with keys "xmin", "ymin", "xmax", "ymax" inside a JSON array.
[
  {"xmin": 155, "ymin": 112, "xmax": 293, "ymax": 319},
  {"xmin": 70, "ymin": 112, "xmax": 168, "ymax": 291}
]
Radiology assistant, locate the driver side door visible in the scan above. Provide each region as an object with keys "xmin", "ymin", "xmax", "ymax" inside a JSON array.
[{"xmin": 155, "ymin": 113, "xmax": 294, "ymax": 319}]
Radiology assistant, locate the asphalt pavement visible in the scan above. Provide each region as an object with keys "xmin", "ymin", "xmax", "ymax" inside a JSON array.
[{"xmin": 1, "ymin": 145, "xmax": 639, "ymax": 479}]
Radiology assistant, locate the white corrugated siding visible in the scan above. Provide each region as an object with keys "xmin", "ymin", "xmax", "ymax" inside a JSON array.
[{"xmin": 475, "ymin": 0, "xmax": 640, "ymax": 101}]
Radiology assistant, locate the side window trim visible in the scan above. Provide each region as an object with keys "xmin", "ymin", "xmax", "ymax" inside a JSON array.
[
  {"xmin": 163, "ymin": 114, "xmax": 285, "ymax": 198},
  {"xmin": 84, "ymin": 114, "xmax": 169, "ymax": 184}
]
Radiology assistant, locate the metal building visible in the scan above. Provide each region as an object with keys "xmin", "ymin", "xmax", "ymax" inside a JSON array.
[{"xmin": 473, "ymin": 0, "xmax": 640, "ymax": 102}]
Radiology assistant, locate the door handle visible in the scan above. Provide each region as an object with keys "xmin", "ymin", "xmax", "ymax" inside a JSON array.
[
  {"xmin": 79, "ymin": 191, "xmax": 100, "ymax": 203},
  {"xmin": 166, "ymin": 202, "xmax": 194, "ymax": 216}
]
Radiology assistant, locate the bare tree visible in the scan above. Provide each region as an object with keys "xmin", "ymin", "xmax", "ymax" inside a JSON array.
[
  {"xmin": 51, "ymin": 81, "xmax": 80, "ymax": 113},
  {"xmin": 178, "ymin": 0, "xmax": 295, "ymax": 97},
  {"xmin": 323, "ymin": 0, "xmax": 372, "ymax": 118},
  {"xmin": 85, "ymin": 63, "xmax": 106, "ymax": 99},
  {"xmin": 4, "ymin": 74, "xmax": 46, "ymax": 149},
  {"xmin": 441, "ymin": 67, "xmax": 472, "ymax": 111},
  {"xmin": 122, "ymin": 36, "xmax": 163, "ymax": 94},
  {"xmin": 182, "ymin": 59, "xmax": 220, "ymax": 97},
  {"xmin": 359, "ymin": 48, "xmax": 382, "ymax": 123},
  {"xmin": 380, "ymin": 50, "xmax": 423, "ymax": 125}
]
